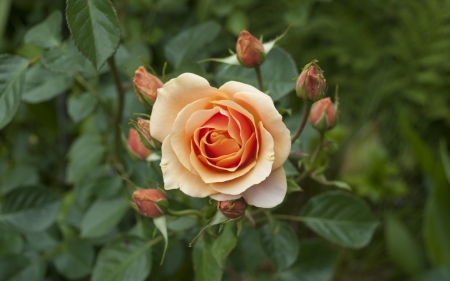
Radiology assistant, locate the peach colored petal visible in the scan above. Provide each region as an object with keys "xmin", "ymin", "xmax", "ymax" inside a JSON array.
[
  {"xmin": 219, "ymin": 80, "xmax": 262, "ymax": 99},
  {"xmin": 233, "ymin": 92, "xmax": 291, "ymax": 169},
  {"xmin": 150, "ymin": 73, "xmax": 228, "ymax": 142},
  {"xmin": 205, "ymin": 133, "xmax": 240, "ymax": 158},
  {"xmin": 210, "ymin": 122, "xmax": 275, "ymax": 195},
  {"xmin": 215, "ymin": 133, "xmax": 256, "ymax": 168},
  {"xmin": 228, "ymin": 108, "xmax": 253, "ymax": 144},
  {"xmin": 210, "ymin": 193, "xmax": 242, "ymax": 201},
  {"xmin": 160, "ymin": 135, "xmax": 215, "ymax": 197},
  {"xmin": 243, "ymin": 166, "xmax": 287, "ymax": 208},
  {"xmin": 185, "ymin": 107, "xmax": 221, "ymax": 136}
]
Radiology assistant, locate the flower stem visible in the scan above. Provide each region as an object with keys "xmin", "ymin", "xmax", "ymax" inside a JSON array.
[
  {"xmin": 167, "ymin": 209, "xmax": 203, "ymax": 218},
  {"xmin": 254, "ymin": 66, "xmax": 264, "ymax": 91},
  {"xmin": 310, "ymin": 133, "xmax": 324, "ymax": 165},
  {"xmin": 291, "ymin": 103, "xmax": 312, "ymax": 144},
  {"xmin": 108, "ymin": 56, "xmax": 125, "ymax": 164}
]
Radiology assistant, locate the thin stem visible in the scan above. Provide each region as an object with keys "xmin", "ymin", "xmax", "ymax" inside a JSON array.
[
  {"xmin": 254, "ymin": 66, "xmax": 264, "ymax": 91},
  {"xmin": 291, "ymin": 103, "xmax": 312, "ymax": 144},
  {"xmin": 310, "ymin": 133, "xmax": 324, "ymax": 165},
  {"xmin": 108, "ymin": 56, "xmax": 125, "ymax": 164},
  {"xmin": 167, "ymin": 208, "xmax": 203, "ymax": 218}
]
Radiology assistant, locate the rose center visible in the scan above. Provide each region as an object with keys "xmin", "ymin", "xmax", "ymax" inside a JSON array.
[{"xmin": 205, "ymin": 130, "xmax": 241, "ymax": 158}]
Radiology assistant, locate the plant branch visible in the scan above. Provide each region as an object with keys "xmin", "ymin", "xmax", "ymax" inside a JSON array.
[
  {"xmin": 291, "ymin": 103, "xmax": 312, "ymax": 144},
  {"xmin": 254, "ymin": 66, "xmax": 264, "ymax": 91},
  {"xmin": 108, "ymin": 56, "xmax": 125, "ymax": 164}
]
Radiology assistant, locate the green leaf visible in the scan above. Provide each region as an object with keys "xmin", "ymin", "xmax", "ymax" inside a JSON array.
[
  {"xmin": 66, "ymin": 0, "xmax": 121, "ymax": 70},
  {"xmin": 23, "ymin": 11, "xmax": 62, "ymax": 49},
  {"xmin": 0, "ymin": 231, "xmax": 23, "ymax": 255},
  {"xmin": 190, "ymin": 211, "xmax": 233, "ymax": 246},
  {"xmin": 413, "ymin": 267, "xmax": 450, "ymax": 281},
  {"xmin": 311, "ymin": 174, "xmax": 352, "ymax": 191},
  {"xmin": 215, "ymin": 47, "xmax": 298, "ymax": 101},
  {"xmin": 0, "ymin": 164, "xmax": 39, "ymax": 195},
  {"xmin": 0, "ymin": 54, "xmax": 29, "ymax": 130},
  {"xmin": 441, "ymin": 140, "xmax": 450, "ymax": 184},
  {"xmin": 0, "ymin": 253, "xmax": 45, "ymax": 281},
  {"xmin": 66, "ymin": 134, "xmax": 105, "ymax": 184},
  {"xmin": 0, "ymin": 186, "xmax": 61, "ymax": 233},
  {"xmin": 80, "ymin": 197, "xmax": 129, "ymax": 238},
  {"xmin": 231, "ymin": 226, "xmax": 265, "ymax": 272},
  {"xmin": 287, "ymin": 178, "xmax": 303, "ymax": 194},
  {"xmin": 300, "ymin": 191, "xmax": 379, "ymax": 249},
  {"xmin": 260, "ymin": 221, "xmax": 299, "ymax": 271},
  {"xmin": 193, "ymin": 235, "xmax": 222, "ymax": 281},
  {"xmin": 153, "ymin": 216, "xmax": 168, "ymax": 265},
  {"xmin": 92, "ymin": 235, "xmax": 152, "ymax": 281},
  {"xmin": 22, "ymin": 62, "xmax": 73, "ymax": 103},
  {"xmin": 67, "ymin": 93, "xmax": 98, "ymax": 123},
  {"xmin": 212, "ymin": 223, "xmax": 237, "ymax": 268},
  {"xmin": 164, "ymin": 21, "xmax": 221, "ymax": 68},
  {"xmin": 279, "ymin": 239, "xmax": 337, "ymax": 281},
  {"xmin": 385, "ymin": 214, "xmax": 426, "ymax": 276},
  {"xmin": 53, "ymin": 239, "xmax": 95, "ymax": 279}
]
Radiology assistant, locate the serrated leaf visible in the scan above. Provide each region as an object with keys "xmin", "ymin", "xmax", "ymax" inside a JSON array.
[
  {"xmin": 164, "ymin": 21, "xmax": 221, "ymax": 68},
  {"xmin": 0, "ymin": 186, "xmax": 61, "ymax": 233},
  {"xmin": 0, "ymin": 54, "xmax": 29, "ymax": 130},
  {"xmin": 53, "ymin": 239, "xmax": 95, "ymax": 279},
  {"xmin": 92, "ymin": 235, "xmax": 152, "ymax": 281},
  {"xmin": 66, "ymin": 0, "xmax": 121, "ymax": 70},
  {"xmin": 193, "ymin": 235, "xmax": 222, "ymax": 281},
  {"xmin": 260, "ymin": 221, "xmax": 299, "ymax": 271},
  {"xmin": 300, "ymin": 191, "xmax": 379, "ymax": 249},
  {"xmin": 80, "ymin": 197, "xmax": 129, "ymax": 238},
  {"xmin": 23, "ymin": 10, "xmax": 62, "ymax": 48},
  {"xmin": 22, "ymin": 62, "xmax": 73, "ymax": 103},
  {"xmin": 212, "ymin": 223, "xmax": 237, "ymax": 268},
  {"xmin": 67, "ymin": 93, "xmax": 98, "ymax": 123},
  {"xmin": 215, "ymin": 47, "xmax": 298, "ymax": 101}
]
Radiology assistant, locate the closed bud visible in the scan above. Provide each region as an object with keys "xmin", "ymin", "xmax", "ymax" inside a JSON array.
[
  {"xmin": 236, "ymin": 30, "xmax": 265, "ymax": 68},
  {"xmin": 133, "ymin": 66, "xmax": 163, "ymax": 105},
  {"xmin": 309, "ymin": 97, "xmax": 337, "ymax": 132},
  {"xmin": 128, "ymin": 128, "xmax": 151, "ymax": 160},
  {"xmin": 217, "ymin": 199, "xmax": 247, "ymax": 219},
  {"xmin": 136, "ymin": 118, "xmax": 151, "ymax": 143},
  {"xmin": 133, "ymin": 189, "xmax": 167, "ymax": 218},
  {"xmin": 296, "ymin": 60, "xmax": 327, "ymax": 102}
]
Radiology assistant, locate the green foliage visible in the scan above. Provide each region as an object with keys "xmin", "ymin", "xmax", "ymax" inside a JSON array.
[{"xmin": 23, "ymin": 11, "xmax": 62, "ymax": 49}]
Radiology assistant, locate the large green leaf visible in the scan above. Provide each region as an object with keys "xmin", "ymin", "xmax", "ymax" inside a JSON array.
[
  {"xmin": 0, "ymin": 54, "xmax": 28, "ymax": 130},
  {"xmin": 66, "ymin": 0, "xmax": 121, "ymax": 70},
  {"xmin": 385, "ymin": 214, "xmax": 426, "ymax": 276},
  {"xmin": 193, "ymin": 235, "xmax": 222, "ymax": 281},
  {"xmin": 22, "ymin": 62, "xmax": 73, "ymax": 103},
  {"xmin": 231, "ymin": 226, "xmax": 265, "ymax": 273},
  {"xmin": 67, "ymin": 93, "xmax": 98, "ymax": 123},
  {"xmin": 212, "ymin": 223, "xmax": 237, "ymax": 268},
  {"xmin": 0, "ymin": 253, "xmax": 45, "ymax": 281},
  {"xmin": 0, "ymin": 186, "xmax": 61, "ymax": 233},
  {"xmin": 80, "ymin": 197, "xmax": 129, "ymax": 238},
  {"xmin": 53, "ymin": 239, "xmax": 94, "ymax": 279},
  {"xmin": 164, "ymin": 21, "xmax": 221, "ymax": 68},
  {"xmin": 279, "ymin": 240, "xmax": 337, "ymax": 281},
  {"xmin": 23, "ymin": 10, "xmax": 62, "ymax": 49},
  {"xmin": 300, "ymin": 191, "xmax": 379, "ymax": 249},
  {"xmin": 215, "ymin": 47, "xmax": 298, "ymax": 101},
  {"xmin": 92, "ymin": 235, "xmax": 152, "ymax": 281},
  {"xmin": 0, "ymin": 164, "xmax": 39, "ymax": 195},
  {"xmin": 260, "ymin": 221, "xmax": 299, "ymax": 271}
]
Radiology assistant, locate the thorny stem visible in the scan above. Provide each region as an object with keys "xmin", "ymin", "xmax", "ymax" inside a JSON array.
[
  {"xmin": 291, "ymin": 103, "xmax": 312, "ymax": 144},
  {"xmin": 254, "ymin": 65, "xmax": 264, "ymax": 91},
  {"xmin": 108, "ymin": 56, "xmax": 125, "ymax": 165}
]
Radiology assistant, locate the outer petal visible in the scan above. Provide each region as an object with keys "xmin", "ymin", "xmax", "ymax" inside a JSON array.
[
  {"xmin": 243, "ymin": 167, "xmax": 287, "ymax": 208},
  {"xmin": 233, "ymin": 92, "xmax": 291, "ymax": 169},
  {"xmin": 219, "ymin": 81, "xmax": 262, "ymax": 99},
  {"xmin": 150, "ymin": 73, "xmax": 228, "ymax": 142},
  {"xmin": 209, "ymin": 193, "xmax": 242, "ymax": 201},
  {"xmin": 160, "ymin": 135, "xmax": 215, "ymax": 197},
  {"xmin": 210, "ymin": 122, "xmax": 275, "ymax": 195}
]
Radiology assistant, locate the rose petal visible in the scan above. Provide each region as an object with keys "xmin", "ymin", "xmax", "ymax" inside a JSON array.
[
  {"xmin": 219, "ymin": 80, "xmax": 262, "ymax": 99},
  {"xmin": 243, "ymin": 167, "xmax": 287, "ymax": 208},
  {"xmin": 210, "ymin": 122, "xmax": 275, "ymax": 195},
  {"xmin": 210, "ymin": 193, "xmax": 242, "ymax": 201},
  {"xmin": 160, "ymin": 135, "xmax": 215, "ymax": 197},
  {"xmin": 150, "ymin": 73, "xmax": 228, "ymax": 142}
]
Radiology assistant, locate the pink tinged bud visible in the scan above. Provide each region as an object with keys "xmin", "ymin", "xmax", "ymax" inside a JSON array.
[
  {"xmin": 133, "ymin": 189, "xmax": 167, "ymax": 218},
  {"xmin": 296, "ymin": 62, "xmax": 327, "ymax": 102},
  {"xmin": 133, "ymin": 66, "xmax": 163, "ymax": 103},
  {"xmin": 236, "ymin": 30, "xmax": 265, "ymax": 68},
  {"xmin": 217, "ymin": 200, "xmax": 247, "ymax": 219},
  {"xmin": 309, "ymin": 97, "xmax": 337, "ymax": 132},
  {"xmin": 136, "ymin": 118, "xmax": 151, "ymax": 142},
  {"xmin": 128, "ymin": 128, "xmax": 151, "ymax": 160}
]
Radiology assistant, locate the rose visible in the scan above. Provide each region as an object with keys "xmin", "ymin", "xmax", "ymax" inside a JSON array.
[{"xmin": 150, "ymin": 73, "xmax": 291, "ymax": 208}]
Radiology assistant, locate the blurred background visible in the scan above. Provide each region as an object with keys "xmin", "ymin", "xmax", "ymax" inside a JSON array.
[{"xmin": 1, "ymin": 0, "xmax": 450, "ymax": 280}]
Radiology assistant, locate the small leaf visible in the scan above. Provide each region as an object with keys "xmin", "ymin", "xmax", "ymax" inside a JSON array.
[
  {"xmin": 53, "ymin": 239, "xmax": 95, "ymax": 279},
  {"xmin": 0, "ymin": 54, "xmax": 29, "ymax": 130},
  {"xmin": 66, "ymin": 0, "xmax": 121, "ymax": 70},
  {"xmin": 189, "ymin": 211, "xmax": 232, "ymax": 246},
  {"xmin": 153, "ymin": 216, "xmax": 168, "ymax": 265},
  {"xmin": 300, "ymin": 191, "xmax": 379, "ymax": 249},
  {"xmin": 92, "ymin": 235, "xmax": 152, "ymax": 281},
  {"xmin": 67, "ymin": 93, "xmax": 98, "ymax": 123},
  {"xmin": 260, "ymin": 221, "xmax": 299, "ymax": 271},
  {"xmin": 23, "ymin": 10, "xmax": 62, "ymax": 48},
  {"xmin": 193, "ymin": 235, "xmax": 222, "ymax": 281},
  {"xmin": 212, "ymin": 223, "xmax": 237, "ymax": 268},
  {"xmin": 80, "ymin": 197, "xmax": 129, "ymax": 238},
  {"xmin": 287, "ymin": 178, "xmax": 303, "ymax": 194}
]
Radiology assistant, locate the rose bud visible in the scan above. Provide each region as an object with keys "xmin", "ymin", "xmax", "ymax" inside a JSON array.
[
  {"xmin": 296, "ymin": 60, "xmax": 327, "ymax": 102},
  {"xmin": 136, "ymin": 118, "xmax": 151, "ymax": 143},
  {"xmin": 133, "ymin": 189, "xmax": 167, "ymax": 218},
  {"xmin": 128, "ymin": 128, "xmax": 151, "ymax": 160},
  {"xmin": 309, "ymin": 97, "xmax": 337, "ymax": 132},
  {"xmin": 217, "ymin": 200, "xmax": 247, "ymax": 219},
  {"xmin": 133, "ymin": 66, "xmax": 163, "ymax": 106},
  {"xmin": 236, "ymin": 30, "xmax": 265, "ymax": 68}
]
